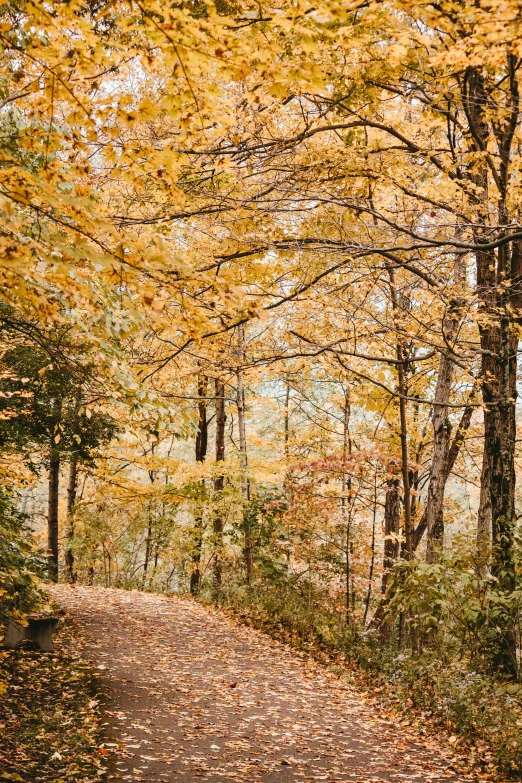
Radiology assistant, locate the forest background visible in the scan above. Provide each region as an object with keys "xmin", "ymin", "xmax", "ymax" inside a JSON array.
[{"xmin": 2, "ymin": 0, "xmax": 522, "ymax": 776}]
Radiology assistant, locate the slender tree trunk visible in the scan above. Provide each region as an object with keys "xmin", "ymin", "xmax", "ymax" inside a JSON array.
[
  {"xmin": 142, "ymin": 511, "xmax": 153, "ymax": 589},
  {"xmin": 425, "ymin": 354, "xmax": 454, "ymax": 562},
  {"xmin": 284, "ymin": 379, "xmax": 290, "ymax": 462},
  {"xmin": 389, "ymin": 270, "xmax": 412, "ymax": 559},
  {"xmin": 283, "ymin": 379, "xmax": 292, "ymax": 569},
  {"xmin": 345, "ymin": 523, "xmax": 352, "ymax": 623},
  {"xmin": 412, "ymin": 396, "xmax": 475, "ymax": 551},
  {"xmin": 47, "ymin": 447, "xmax": 60, "ymax": 582},
  {"xmin": 424, "ymin": 254, "xmax": 465, "ymax": 562},
  {"xmin": 370, "ymin": 395, "xmax": 475, "ymax": 632},
  {"xmin": 47, "ymin": 396, "xmax": 62, "ymax": 583},
  {"xmin": 409, "ymin": 399, "xmax": 421, "ymax": 524},
  {"xmin": 213, "ymin": 376, "xmax": 226, "ymax": 591},
  {"xmin": 363, "ymin": 471, "xmax": 378, "ymax": 625},
  {"xmin": 64, "ymin": 457, "xmax": 77, "ymax": 583},
  {"xmin": 370, "ymin": 274, "xmax": 415, "ymax": 632},
  {"xmin": 142, "ymin": 448, "xmax": 157, "ymax": 590},
  {"xmin": 341, "ymin": 386, "xmax": 353, "ymax": 623},
  {"xmin": 237, "ymin": 324, "xmax": 253, "ymax": 583},
  {"xmin": 382, "ymin": 477, "xmax": 400, "ymax": 594},
  {"xmin": 190, "ymin": 518, "xmax": 205, "ymax": 596},
  {"xmin": 372, "ymin": 476, "xmax": 401, "ymax": 636},
  {"xmin": 396, "ymin": 360, "xmax": 412, "ymax": 559},
  {"xmin": 66, "ymin": 458, "xmax": 77, "ymax": 515},
  {"xmin": 191, "ymin": 374, "xmax": 208, "ymax": 595}
]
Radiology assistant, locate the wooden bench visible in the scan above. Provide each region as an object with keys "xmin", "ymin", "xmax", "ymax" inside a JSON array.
[{"xmin": 2, "ymin": 616, "xmax": 60, "ymax": 652}]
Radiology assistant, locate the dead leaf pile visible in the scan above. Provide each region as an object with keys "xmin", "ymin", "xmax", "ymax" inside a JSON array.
[{"xmin": 0, "ymin": 618, "xmax": 106, "ymax": 782}]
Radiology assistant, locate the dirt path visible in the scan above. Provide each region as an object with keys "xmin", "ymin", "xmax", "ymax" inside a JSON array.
[{"xmin": 51, "ymin": 585, "xmax": 476, "ymax": 783}]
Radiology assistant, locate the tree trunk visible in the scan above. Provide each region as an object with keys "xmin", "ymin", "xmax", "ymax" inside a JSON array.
[
  {"xmin": 363, "ymin": 471, "xmax": 378, "ymax": 625},
  {"xmin": 425, "ymin": 255, "xmax": 465, "ymax": 561},
  {"xmin": 142, "ymin": 512, "xmax": 153, "ymax": 589},
  {"xmin": 237, "ymin": 324, "xmax": 253, "ymax": 583},
  {"xmin": 191, "ymin": 374, "xmax": 208, "ymax": 595},
  {"xmin": 484, "ymin": 327, "xmax": 517, "ymax": 588},
  {"xmin": 373, "ymin": 476, "xmax": 401, "ymax": 636},
  {"xmin": 425, "ymin": 354, "xmax": 454, "ymax": 562},
  {"xmin": 397, "ymin": 360, "xmax": 412, "ymax": 559},
  {"xmin": 283, "ymin": 379, "xmax": 292, "ymax": 569},
  {"xmin": 412, "ymin": 396, "xmax": 474, "ymax": 551},
  {"xmin": 475, "ymin": 240, "xmax": 517, "ymax": 591},
  {"xmin": 388, "ymin": 269, "xmax": 412, "ymax": 559},
  {"xmin": 468, "ymin": 65, "xmax": 519, "ymax": 565},
  {"xmin": 341, "ymin": 386, "xmax": 353, "ymax": 623},
  {"xmin": 284, "ymin": 379, "xmax": 290, "ymax": 462},
  {"xmin": 382, "ymin": 477, "xmax": 400, "ymax": 593},
  {"xmin": 142, "ymin": 446, "xmax": 157, "ymax": 590},
  {"xmin": 371, "ymin": 397, "xmax": 474, "ymax": 631},
  {"xmin": 461, "ymin": 65, "xmax": 518, "ymax": 673},
  {"xmin": 47, "ymin": 449, "xmax": 60, "ymax": 582},
  {"xmin": 476, "ymin": 445, "xmax": 492, "ymax": 548},
  {"xmin": 478, "ymin": 263, "xmax": 518, "ymax": 673},
  {"xmin": 64, "ymin": 457, "xmax": 77, "ymax": 583},
  {"xmin": 213, "ymin": 376, "xmax": 226, "ymax": 591}
]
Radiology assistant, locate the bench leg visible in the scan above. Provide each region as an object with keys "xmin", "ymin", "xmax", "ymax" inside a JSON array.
[
  {"xmin": 29, "ymin": 625, "xmax": 55, "ymax": 652},
  {"xmin": 3, "ymin": 620, "xmax": 28, "ymax": 649}
]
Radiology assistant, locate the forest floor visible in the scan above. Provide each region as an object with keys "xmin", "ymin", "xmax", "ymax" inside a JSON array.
[
  {"xmin": 47, "ymin": 585, "xmax": 489, "ymax": 783},
  {"xmin": 0, "ymin": 612, "xmax": 105, "ymax": 782}
]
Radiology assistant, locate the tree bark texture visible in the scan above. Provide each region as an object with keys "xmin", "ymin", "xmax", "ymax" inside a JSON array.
[
  {"xmin": 213, "ymin": 376, "xmax": 226, "ymax": 590},
  {"xmin": 191, "ymin": 374, "xmax": 208, "ymax": 595},
  {"xmin": 389, "ymin": 270, "xmax": 412, "ymax": 559},
  {"xmin": 341, "ymin": 387, "xmax": 353, "ymax": 622},
  {"xmin": 424, "ymin": 349, "xmax": 454, "ymax": 563},
  {"xmin": 462, "ymin": 67, "xmax": 518, "ymax": 592},
  {"xmin": 460, "ymin": 64, "xmax": 519, "ymax": 672},
  {"xmin": 47, "ymin": 449, "xmax": 60, "ymax": 582},
  {"xmin": 237, "ymin": 324, "xmax": 253, "ymax": 584},
  {"xmin": 371, "ymin": 399, "xmax": 474, "ymax": 631},
  {"xmin": 382, "ymin": 477, "xmax": 401, "ymax": 593},
  {"xmin": 64, "ymin": 457, "xmax": 77, "ymax": 583},
  {"xmin": 412, "ymin": 398, "xmax": 474, "ymax": 552}
]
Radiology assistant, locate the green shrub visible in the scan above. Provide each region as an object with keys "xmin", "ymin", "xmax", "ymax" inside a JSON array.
[
  {"xmin": 0, "ymin": 491, "xmax": 45, "ymax": 627},
  {"xmin": 379, "ymin": 653, "xmax": 522, "ymax": 775}
]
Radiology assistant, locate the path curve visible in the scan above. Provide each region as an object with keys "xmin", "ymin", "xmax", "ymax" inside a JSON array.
[{"xmin": 52, "ymin": 585, "xmax": 476, "ymax": 783}]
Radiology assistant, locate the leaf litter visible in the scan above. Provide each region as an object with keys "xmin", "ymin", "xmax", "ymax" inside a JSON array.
[
  {"xmin": 49, "ymin": 585, "xmax": 492, "ymax": 783},
  {"xmin": 0, "ymin": 616, "xmax": 106, "ymax": 782}
]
